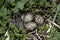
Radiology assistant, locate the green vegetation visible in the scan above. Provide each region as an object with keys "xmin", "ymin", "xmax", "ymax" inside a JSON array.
[{"xmin": 0, "ymin": 0, "xmax": 60, "ymax": 40}]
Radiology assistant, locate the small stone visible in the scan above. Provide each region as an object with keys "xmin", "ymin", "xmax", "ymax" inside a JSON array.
[
  {"xmin": 25, "ymin": 22, "xmax": 37, "ymax": 30},
  {"xmin": 35, "ymin": 15, "xmax": 44, "ymax": 25},
  {"xmin": 24, "ymin": 14, "xmax": 33, "ymax": 22}
]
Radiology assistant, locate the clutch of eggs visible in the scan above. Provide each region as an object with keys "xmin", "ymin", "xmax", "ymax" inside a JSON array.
[{"xmin": 22, "ymin": 13, "xmax": 44, "ymax": 30}]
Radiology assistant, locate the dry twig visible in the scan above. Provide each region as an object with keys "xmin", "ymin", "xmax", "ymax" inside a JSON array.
[
  {"xmin": 46, "ymin": 22, "xmax": 52, "ymax": 33},
  {"xmin": 46, "ymin": 5, "xmax": 59, "ymax": 33},
  {"xmin": 46, "ymin": 19, "xmax": 60, "ymax": 33},
  {"xmin": 35, "ymin": 29, "xmax": 42, "ymax": 40},
  {"xmin": 5, "ymin": 30, "xmax": 9, "ymax": 40}
]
